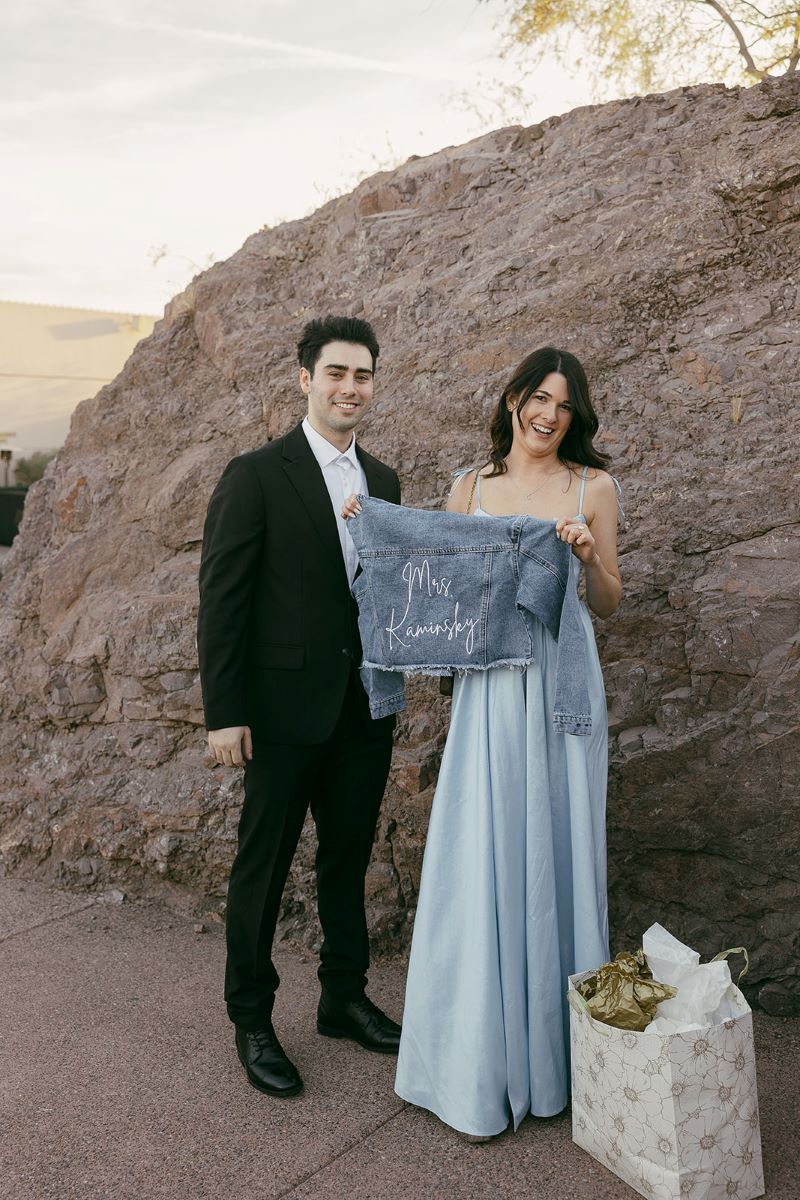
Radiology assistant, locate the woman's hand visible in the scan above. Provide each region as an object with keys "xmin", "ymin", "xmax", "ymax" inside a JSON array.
[
  {"xmin": 341, "ymin": 493, "xmax": 362, "ymax": 520},
  {"xmin": 555, "ymin": 516, "xmax": 598, "ymax": 565}
]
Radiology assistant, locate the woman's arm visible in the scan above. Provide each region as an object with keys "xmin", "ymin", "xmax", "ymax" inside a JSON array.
[{"xmin": 555, "ymin": 471, "xmax": 622, "ymax": 618}]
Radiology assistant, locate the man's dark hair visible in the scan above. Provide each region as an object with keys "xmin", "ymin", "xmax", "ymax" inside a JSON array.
[{"xmin": 297, "ymin": 315, "xmax": 380, "ymax": 375}]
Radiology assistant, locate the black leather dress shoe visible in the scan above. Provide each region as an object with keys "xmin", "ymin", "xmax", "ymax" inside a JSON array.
[
  {"xmin": 235, "ymin": 1024, "xmax": 303, "ymax": 1096},
  {"xmin": 317, "ymin": 993, "xmax": 401, "ymax": 1054}
]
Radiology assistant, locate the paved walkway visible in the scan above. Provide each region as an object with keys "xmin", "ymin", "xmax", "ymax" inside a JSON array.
[{"xmin": 1, "ymin": 878, "xmax": 797, "ymax": 1199}]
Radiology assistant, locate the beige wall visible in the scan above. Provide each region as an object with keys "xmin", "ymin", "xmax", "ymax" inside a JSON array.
[{"xmin": 0, "ymin": 301, "xmax": 157, "ymax": 474}]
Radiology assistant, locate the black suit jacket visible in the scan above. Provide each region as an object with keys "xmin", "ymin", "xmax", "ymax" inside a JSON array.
[{"xmin": 197, "ymin": 422, "xmax": 401, "ymax": 744}]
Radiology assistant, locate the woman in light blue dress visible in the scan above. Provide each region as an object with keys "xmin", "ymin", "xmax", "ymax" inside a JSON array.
[{"xmin": 394, "ymin": 347, "xmax": 623, "ymax": 1138}]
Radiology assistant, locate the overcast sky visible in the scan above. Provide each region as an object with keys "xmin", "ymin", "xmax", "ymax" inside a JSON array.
[{"xmin": 1, "ymin": 0, "xmax": 594, "ymax": 315}]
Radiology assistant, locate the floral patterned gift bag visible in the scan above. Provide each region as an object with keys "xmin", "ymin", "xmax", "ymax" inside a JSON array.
[{"xmin": 568, "ymin": 972, "xmax": 765, "ymax": 1200}]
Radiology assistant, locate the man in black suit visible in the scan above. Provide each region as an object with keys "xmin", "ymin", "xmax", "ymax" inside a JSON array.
[{"xmin": 197, "ymin": 315, "xmax": 401, "ymax": 1098}]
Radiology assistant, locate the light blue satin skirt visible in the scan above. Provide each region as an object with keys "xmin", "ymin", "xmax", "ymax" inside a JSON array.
[{"xmin": 394, "ymin": 608, "xmax": 609, "ymax": 1137}]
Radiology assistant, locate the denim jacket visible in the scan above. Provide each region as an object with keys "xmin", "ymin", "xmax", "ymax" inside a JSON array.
[{"xmin": 349, "ymin": 496, "xmax": 592, "ymax": 735}]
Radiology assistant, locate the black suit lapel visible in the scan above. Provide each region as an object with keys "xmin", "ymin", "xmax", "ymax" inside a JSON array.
[
  {"xmin": 358, "ymin": 447, "xmax": 394, "ymax": 502},
  {"xmin": 281, "ymin": 424, "xmax": 348, "ymax": 586}
]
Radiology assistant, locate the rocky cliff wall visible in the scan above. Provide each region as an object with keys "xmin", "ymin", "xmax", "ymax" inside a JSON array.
[{"xmin": 1, "ymin": 76, "xmax": 798, "ymax": 1012}]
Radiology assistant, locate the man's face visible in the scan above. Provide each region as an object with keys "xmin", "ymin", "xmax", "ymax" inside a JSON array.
[{"xmin": 300, "ymin": 340, "xmax": 374, "ymax": 449}]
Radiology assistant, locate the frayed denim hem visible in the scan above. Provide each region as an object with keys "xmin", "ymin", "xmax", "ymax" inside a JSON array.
[{"xmin": 360, "ymin": 657, "xmax": 535, "ymax": 678}]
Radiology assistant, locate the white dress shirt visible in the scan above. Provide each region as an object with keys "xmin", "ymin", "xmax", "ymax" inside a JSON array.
[{"xmin": 302, "ymin": 417, "xmax": 367, "ymax": 584}]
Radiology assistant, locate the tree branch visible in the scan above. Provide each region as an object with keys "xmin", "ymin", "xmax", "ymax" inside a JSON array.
[
  {"xmin": 790, "ymin": 12, "xmax": 800, "ymax": 70},
  {"xmin": 733, "ymin": 0, "xmax": 783, "ymax": 22},
  {"xmin": 699, "ymin": 0, "xmax": 768, "ymax": 76},
  {"xmin": 760, "ymin": 52, "xmax": 791, "ymax": 70}
]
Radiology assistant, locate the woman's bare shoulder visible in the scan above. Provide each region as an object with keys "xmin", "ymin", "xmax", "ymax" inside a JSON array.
[
  {"xmin": 446, "ymin": 466, "xmax": 480, "ymax": 512},
  {"xmin": 584, "ymin": 467, "xmax": 616, "ymax": 494},
  {"xmin": 564, "ymin": 462, "xmax": 612, "ymax": 487},
  {"xmin": 580, "ymin": 466, "xmax": 621, "ymax": 523}
]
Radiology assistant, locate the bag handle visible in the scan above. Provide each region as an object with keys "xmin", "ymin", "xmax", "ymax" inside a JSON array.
[
  {"xmin": 711, "ymin": 946, "xmax": 750, "ymax": 983},
  {"xmin": 567, "ymin": 989, "xmax": 612, "ymax": 1036}
]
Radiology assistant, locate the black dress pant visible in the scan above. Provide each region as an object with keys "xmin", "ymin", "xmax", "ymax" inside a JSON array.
[{"xmin": 224, "ymin": 672, "xmax": 393, "ymax": 1030}]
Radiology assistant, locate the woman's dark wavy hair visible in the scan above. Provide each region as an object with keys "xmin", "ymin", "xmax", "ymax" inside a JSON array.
[{"xmin": 486, "ymin": 346, "xmax": 610, "ymax": 476}]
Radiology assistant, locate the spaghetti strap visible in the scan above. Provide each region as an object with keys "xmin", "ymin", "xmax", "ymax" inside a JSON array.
[
  {"xmin": 577, "ymin": 465, "xmax": 589, "ymax": 516},
  {"xmin": 449, "ymin": 466, "xmax": 473, "ymax": 498},
  {"xmin": 610, "ymin": 474, "xmax": 626, "ymax": 526},
  {"xmin": 450, "ymin": 466, "xmax": 481, "ymax": 513},
  {"xmin": 474, "ymin": 470, "xmax": 482, "ymax": 510}
]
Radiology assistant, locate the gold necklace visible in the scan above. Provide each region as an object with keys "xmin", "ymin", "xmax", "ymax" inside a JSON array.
[{"xmin": 510, "ymin": 465, "xmax": 566, "ymax": 503}]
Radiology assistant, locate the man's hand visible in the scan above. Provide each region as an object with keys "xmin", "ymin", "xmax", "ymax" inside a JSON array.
[{"xmin": 208, "ymin": 726, "xmax": 253, "ymax": 767}]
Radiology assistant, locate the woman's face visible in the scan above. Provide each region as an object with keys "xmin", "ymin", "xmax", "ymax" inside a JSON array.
[{"xmin": 508, "ymin": 371, "xmax": 573, "ymax": 459}]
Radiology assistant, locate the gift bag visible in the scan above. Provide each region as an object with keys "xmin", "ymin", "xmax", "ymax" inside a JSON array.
[{"xmin": 568, "ymin": 971, "xmax": 765, "ymax": 1200}]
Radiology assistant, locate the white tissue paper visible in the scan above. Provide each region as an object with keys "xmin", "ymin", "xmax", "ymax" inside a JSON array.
[{"xmin": 642, "ymin": 922, "xmax": 749, "ymax": 1034}]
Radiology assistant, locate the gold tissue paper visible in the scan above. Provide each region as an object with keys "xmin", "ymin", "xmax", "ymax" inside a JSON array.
[{"xmin": 576, "ymin": 950, "xmax": 678, "ymax": 1031}]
